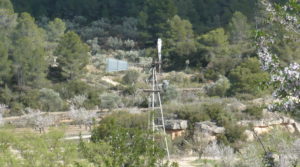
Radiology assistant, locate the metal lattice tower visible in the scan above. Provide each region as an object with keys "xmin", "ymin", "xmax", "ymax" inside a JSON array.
[{"xmin": 143, "ymin": 38, "xmax": 170, "ymax": 161}]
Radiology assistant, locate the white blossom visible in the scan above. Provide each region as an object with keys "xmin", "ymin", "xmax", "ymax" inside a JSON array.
[
  {"xmin": 257, "ymin": 0, "xmax": 300, "ymax": 114},
  {"xmin": 0, "ymin": 104, "xmax": 7, "ymax": 126},
  {"xmin": 24, "ymin": 108, "xmax": 54, "ymax": 133},
  {"xmin": 68, "ymin": 106, "xmax": 96, "ymax": 129}
]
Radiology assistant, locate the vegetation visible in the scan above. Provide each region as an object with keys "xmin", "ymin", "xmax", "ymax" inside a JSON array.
[{"xmin": 0, "ymin": 0, "xmax": 299, "ymax": 166}]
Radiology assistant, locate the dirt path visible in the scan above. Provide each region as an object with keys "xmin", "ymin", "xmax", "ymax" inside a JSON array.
[{"xmin": 170, "ymin": 156, "xmax": 199, "ymax": 167}]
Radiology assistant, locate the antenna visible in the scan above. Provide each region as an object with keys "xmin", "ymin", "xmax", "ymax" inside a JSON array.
[{"xmin": 143, "ymin": 38, "xmax": 170, "ymax": 161}]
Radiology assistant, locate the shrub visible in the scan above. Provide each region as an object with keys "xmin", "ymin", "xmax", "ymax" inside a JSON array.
[
  {"xmin": 205, "ymin": 75, "xmax": 231, "ymax": 97},
  {"xmin": 106, "ymin": 37, "xmax": 123, "ymax": 49},
  {"xmin": 38, "ymin": 88, "xmax": 63, "ymax": 112},
  {"xmin": 228, "ymin": 57, "xmax": 270, "ymax": 96},
  {"xmin": 162, "ymin": 86, "xmax": 178, "ymax": 103},
  {"xmin": 166, "ymin": 72, "xmax": 190, "ymax": 85},
  {"xmin": 9, "ymin": 102, "xmax": 24, "ymax": 116},
  {"xmin": 122, "ymin": 70, "xmax": 139, "ymax": 85},
  {"xmin": 0, "ymin": 86, "xmax": 12, "ymax": 105},
  {"xmin": 70, "ymin": 94, "xmax": 87, "ymax": 108},
  {"xmin": 122, "ymin": 85, "xmax": 137, "ymax": 95},
  {"xmin": 18, "ymin": 89, "xmax": 41, "ymax": 109},
  {"xmin": 204, "ymin": 103, "xmax": 235, "ymax": 127},
  {"xmin": 243, "ymin": 105, "xmax": 263, "ymax": 119},
  {"xmin": 85, "ymin": 120, "xmax": 176, "ymax": 167},
  {"xmin": 98, "ymin": 112, "xmax": 148, "ymax": 129},
  {"xmin": 203, "ymin": 69, "xmax": 220, "ymax": 81},
  {"xmin": 83, "ymin": 90, "xmax": 101, "ymax": 109},
  {"xmin": 54, "ymin": 80, "xmax": 91, "ymax": 99},
  {"xmin": 99, "ymin": 93, "xmax": 122, "ymax": 110}
]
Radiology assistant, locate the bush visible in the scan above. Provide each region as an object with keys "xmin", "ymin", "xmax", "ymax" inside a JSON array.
[
  {"xmin": 243, "ymin": 105, "xmax": 263, "ymax": 119},
  {"xmin": 203, "ymin": 69, "xmax": 220, "ymax": 81},
  {"xmin": 106, "ymin": 36, "xmax": 123, "ymax": 49},
  {"xmin": 54, "ymin": 80, "xmax": 91, "ymax": 99},
  {"xmin": 122, "ymin": 85, "xmax": 137, "ymax": 95},
  {"xmin": 0, "ymin": 86, "xmax": 13, "ymax": 105},
  {"xmin": 228, "ymin": 57, "xmax": 270, "ymax": 96},
  {"xmin": 122, "ymin": 70, "xmax": 139, "ymax": 85},
  {"xmin": 166, "ymin": 72, "xmax": 190, "ymax": 85},
  {"xmin": 162, "ymin": 86, "xmax": 178, "ymax": 103},
  {"xmin": 204, "ymin": 103, "xmax": 235, "ymax": 127},
  {"xmin": 9, "ymin": 102, "xmax": 24, "ymax": 116},
  {"xmin": 99, "ymin": 93, "xmax": 122, "ymax": 110},
  {"xmin": 83, "ymin": 90, "xmax": 101, "ymax": 109},
  {"xmin": 98, "ymin": 112, "xmax": 148, "ymax": 129},
  {"xmin": 205, "ymin": 75, "xmax": 231, "ymax": 97},
  {"xmin": 19, "ymin": 89, "xmax": 40, "ymax": 109},
  {"xmin": 38, "ymin": 88, "xmax": 63, "ymax": 112},
  {"xmin": 85, "ymin": 120, "xmax": 176, "ymax": 167}
]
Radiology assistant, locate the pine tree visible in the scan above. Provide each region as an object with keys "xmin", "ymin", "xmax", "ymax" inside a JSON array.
[
  {"xmin": 0, "ymin": 42, "xmax": 11, "ymax": 85},
  {"xmin": 12, "ymin": 13, "xmax": 47, "ymax": 88},
  {"xmin": 46, "ymin": 18, "xmax": 66, "ymax": 42},
  {"xmin": 139, "ymin": 0, "xmax": 177, "ymax": 45},
  {"xmin": 12, "ymin": 37, "xmax": 47, "ymax": 87},
  {"xmin": 228, "ymin": 11, "xmax": 251, "ymax": 44},
  {"xmin": 0, "ymin": 0, "xmax": 13, "ymax": 11},
  {"xmin": 55, "ymin": 31, "xmax": 89, "ymax": 80}
]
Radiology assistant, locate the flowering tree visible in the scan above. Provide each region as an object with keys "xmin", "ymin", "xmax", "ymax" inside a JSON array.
[
  {"xmin": 257, "ymin": 0, "xmax": 300, "ymax": 119},
  {"xmin": 0, "ymin": 104, "xmax": 7, "ymax": 126},
  {"xmin": 24, "ymin": 108, "xmax": 54, "ymax": 133},
  {"xmin": 68, "ymin": 105, "xmax": 96, "ymax": 130}
]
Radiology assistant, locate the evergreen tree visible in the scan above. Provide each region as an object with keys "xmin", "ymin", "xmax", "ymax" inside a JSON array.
[
  {"xmin": 228, "ymin": 11, "xmax": 251, "ymax": 44},
  {"xmin": 46, "ymin": 18, "xmax": 66, "ymax": 42},
  {"xmin": 11, "ymin": 12, "xmax": 47, "ymax": 88},
  {"xmin": 13, "ymin": 12, "xmax": 46, "ymax": 48},
  {"xmin": 166, "ymin": 15, "xmax": 197, "ymax": 56},
  {"xmin": 12, "ymin": 37, "xmax": 47, "ymax": 87},
  {"xmin": 164, "ymin": 15, "xmax": 197, "ymax": 68},
  {"xmin": 0, "ymin": 0, "xmax": 17, "ymax": 44},
  {"xmin": 0, "ymin": 42, "xmax": 11, "ymax": 85},
  {"xmin": 0, "ymin": 0, "xmax": 13, "ymax": 11},
  {"xmin": 55, "ymin": 31, "xmax": 89, "ymax": 80},
  {"xmin": 228, "ymin": 57, "xmax": 269, "ymax": 96},
  {"xmin": 199, "ymin": 28, "xmax": 241, "ymax": 75},
  {"xmin": 139, "ymin": 0, "xmax": 177, "ymax": 45}
]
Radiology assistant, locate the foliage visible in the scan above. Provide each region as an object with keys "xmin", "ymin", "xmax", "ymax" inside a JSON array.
[
  {"xmin": 256, "ymin": 0, "xmax": 300, "ymax": 119},
  {"xmin": 46, "ymin": 18, "xmax": 66, "ymax": 42},
  {"xmin": 38, "ymin": 88, "xmax": 63, "ymax": 112},
  {"xmin": 162, "ymin": 86, "xmax": 178, "ymax": 103},
  {"xmin": 0, "ymin": 104, "xmax": 6, "ymax": 126},
  {"xmin": 164, "ymin": 15, "xmax": 197, "ymax": 68},
  {"xmin": 55, "ymin": 31, "xmax": 89, "ymax": 80},
  {"xmin": 199, "ymin": 28, "xmax": 235, "ymax": 75},
  {"xmin": 203, "ymin": 141, "xmax": 236, "ymax": 167},
  {"xmin": 205, "ymin": 75, "xmax": 231, "ymax": 97},
  {"xmin": 68, "ymin": 106, "xmax": 96, "ymax": 129},
  {"xmin": 23, "ymin": 108, "xmax": 54, "ymax": 133},
  {"xmin": 0, "ymin": 129, "xmax": 80, "ymax": 166},
  {"xmin": 122, "ymin": 70, "xmax": 140, "ymax": 85},
  {"xmin": 85, "ymin": 119, "xmax": 176, "ymax": 167},
  {"xmin": 139, "ymin": 0, "xmax": 177, "ymax": 44},
  {"xmin": 0, "ymin": 42, "xmax": 11, "ymax": 85},
  {"xmin": 228, "ymin": 11, "xmax": 252, "ymax": 44},
  {"xmin": 228, "ymin": 57, "xmax": 270, "ymax": 96},
  {"xmin": 243, "ymin": 105, "xmax": 264, "ymax": 119},
  {"xmin": 237, "ymin": 129, "xmax": 300, "ymax": 167},
  {"xmin": 97, "ymin": 111, "xmax": 148, "ymax": 129},
  {"xmin": 99, "ymin": 93, "xmax": 122, "ymax": 110}
]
